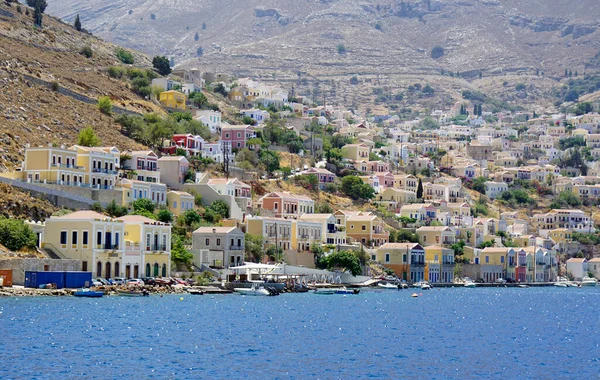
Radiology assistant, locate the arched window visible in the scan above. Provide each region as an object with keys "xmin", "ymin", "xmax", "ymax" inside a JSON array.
[
  {"xmin": 162, "ymin": 264, "xmax": 167, "ymax": 277},
  {"xmin": 153, "ymin": 263, "xmax": 159, "ymax": 277},
  {"xmin": 145, "ymin": 263, "xmax": 151, "ymax": 277},
  {"xmin": 105, "ymin": 262, "xmax": 111, "ymax": 280},
  {"xmin": 97, "ymin": 261, "xmax": 102, "ymax": 277},
  {"xmin": 114, "ymin": 262, "xmax": 120, "ymax": 278}
]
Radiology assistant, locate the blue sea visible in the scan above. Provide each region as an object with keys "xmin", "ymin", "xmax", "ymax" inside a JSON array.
[{"xmin": 1, "ymin": 287, "xmax": 599, "ymax": 379}]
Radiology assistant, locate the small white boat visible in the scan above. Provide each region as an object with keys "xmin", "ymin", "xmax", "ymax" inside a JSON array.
[
  {"xmin": 580, "ymin": 277, "xmax": 598, "ymax": 287},
  {"xmin": 377, "ymin": 282, "xmax": 399, "ymax": 289},
  {"xmin": 464, "ymin": 281, "xmax": 477, "ymax": 288},
  {"xmin": 313, "ymin": 288, "xmax": 336, "ymax": 295},
  {"xmin": 553, "ymin": 282, "xmax": 568, "ymax": 287},
  {"xmin": 421, "ymin": 282, "xmax": 432, "ymax": 290},
  {"xmin": 234, "ymin": 283, "xmax": 276, "ymax": 296},
  {"xmin": 517, "ymin": 284, "xmax": 529, "ymax": 288}
]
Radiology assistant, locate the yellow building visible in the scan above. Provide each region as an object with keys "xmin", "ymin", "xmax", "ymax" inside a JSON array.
[
  {"xmin": 22, "ymin": 144, "xmax": 85, "ymax": 185},
  {"xmin": 117, "ymin": 215, "xmax": 171, "ymax": 278},
  {"xmin": 167, "ymin": 191, "xmax": 195, "ymax": 216},
  {"xmin": 374, "ymin": 188, "xmax": 417, "ymax": 209},
  {"xmin": 159, "ymin": 90, "xmax": 187, "ymax": 110},
  {"xmin": 424, "ymin": 245, "xmax": 455, "ymax": 283},
  {"xmin": 416, "ymin": 226, "xmax": 456, "ymax": 246},
  {"xmin": 548, "ymin": 228, "xmax": 572, "ymax": 244},
  {"xmin": 71, "ymin": 145, "xmax": 120, "ymax": 189},
  {"xmin": 341, "ymin": 143, "xmax": 370, "ymax": 161},
  {"xmin": 375, "ymin": 242, "xmax": 424, "ymax": 281},
  {"xmin": 42, "ymin": 210, "xmax": 125, "ymax": 279},
  {"xmin": 337, "ymin": 211, "xmax": 389, "ymax": 247}
]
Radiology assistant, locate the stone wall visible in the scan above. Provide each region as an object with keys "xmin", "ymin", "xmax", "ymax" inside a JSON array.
[{"xmin": 0, "ymin": 258, "xmax": 82, "ymax": 285}]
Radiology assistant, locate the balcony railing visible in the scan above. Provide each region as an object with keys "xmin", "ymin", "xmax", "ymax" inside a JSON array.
[
  {"xmin": 229, "ymin": 245, "xmax": 244, "ymax": 250},
  {"xmin": 145, "ymin": 245, "xmax": 168, "ymax": 252},
  {"xmin": 92, "ymin": 168, "xmax": 118, "ymax": 175},
  {"xmin": 137, "ymin": 166, "xmax": 158, "ymax": 172},
  {"xmin": 51, "ymin": 163, "xmax": 84, "ymax": 170}
]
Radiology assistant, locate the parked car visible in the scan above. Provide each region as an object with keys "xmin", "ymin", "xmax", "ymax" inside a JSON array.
[
  {"xmin": 495, "ymin": 278, "xmax": 507, "ymax": 284},
  {"xmin": 141, "ymin": 277, "xmax": 156, "ymax": 286},
  {"xmin": 506, "ymin": 278, "xmax": 516, "ymax": 284},
  {"xmin": 127, "ymin": 279, "xmax": 145, "ymax": 286},
  {"xmin": 96, "ymin": 278, "xmax": 110, "ymax": 286},
  {"xmin": 90, "ymin": 279, "xmax": 103, "ymax": 287},
  {"xmin": 110, "ymin": 277, "xmax": 126, "ymax": 285}
]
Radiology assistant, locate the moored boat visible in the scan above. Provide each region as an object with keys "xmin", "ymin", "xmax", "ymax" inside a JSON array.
[
  {"xmin": 234, "ymin": 283, "xmax": 278, "ymax": 296},
  {"xmin": 377, "ymin": 282, "xmax": 398, "ymax": 289},
  {"xmin": 421, "ymin": 282, "xmax": 432, "ymax": 290},
  {"xmin": 464, "ymin": 281, "xmax": 477, "ymax": 288},
  {"xmin": 313, "ymin": 288, "xmax": 336, "ymax": 295},
  {"xmin": 580, "ymin": 277, "xmax": 598, "ymax": 287},
  {"xmin": 334, "ymin": 287, "xmax": 360, "ymax": 295},
  {"xmin": 73, "ymin": 289, "xmax": 104, "ymax": 298},
  {"xmin": 188, "ymin": 289, "xmax": 205, "ymax": 295},
  {"xmin": 117, "ymin": 289, "xmax": 148, "ymax": 297}
]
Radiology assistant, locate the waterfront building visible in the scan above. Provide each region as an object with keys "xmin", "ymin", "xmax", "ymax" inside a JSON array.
[{"xmin": 192, "ymin": 227, "xmax": 245, "ymax": 268}]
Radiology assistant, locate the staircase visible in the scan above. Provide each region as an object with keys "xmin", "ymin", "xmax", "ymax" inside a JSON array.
[{"xmin": 38, "ymin": 246, "xmax": 64, "ymax": 259}]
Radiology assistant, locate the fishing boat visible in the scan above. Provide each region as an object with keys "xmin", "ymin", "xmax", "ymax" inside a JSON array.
[
  {"xmin": 313, "ymin": 288, "xmax": 336, "ymax": 295},
  {"xmin": 188, "ymin": 289, "xmax": 205, "ymax": 295},
  {"xmin": 334, "ymin": 287, "xmax": 360, "ymax": 295},
  {"xmin": 117, "ymin": 289, "xmax": 148, "ymax": 297},
  {"xmin": 234, "ymin": 283, "xmax": 277, "ymax": 296},
  {"xmin": 73, "ymin": 289, "xmax": 104, "ymax": 298},
  {"xmin": 580, "ymin": 277, "xmax": 598, "ymax": 287},
  {"xmin": 464, "ymin": 281, "xmax": 477, "ymax": 288},
  {"xmin": 377, "ymin": 282, "xmax": 398, "ymax": 289}
]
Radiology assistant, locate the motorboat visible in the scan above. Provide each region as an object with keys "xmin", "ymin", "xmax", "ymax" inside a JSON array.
[
  {"xmin": 464, "ymin": 281, "xmax": 477, "ymax": 288},
  {"xmin": 313, "ymin": 288, "xmax": 336, "ymax": 295},
  {"xmin": 377, "ymin": 282, "xmax": 399, "ymax": 289},
  {"xmin": 553, "ymin": 281, "xmax": 568, "ymax": 287},
  {"xmin": 580, "ymin": 277, "xmax": 598, "ymax": 287},
  {"xmin": 517, "ymin": 284, "xmax": 529, "ymax": 288},
  {"xmin": 335, "ymin": 287, "xmax": 360, "ymax": 295},
  {"xmin": 117, "ymin": 289, "xmax": 149, "ymax": 297},
  {"xmin": 234, "ymin": 283, "xmax": 278, "ymax": 296},
  {"xmin": 421, "ymin": 282, "xmax": 432, "ymax": 290},
  {"xmin": 73, "ymin": 289, "xmax": 104, "ymax": 298}
]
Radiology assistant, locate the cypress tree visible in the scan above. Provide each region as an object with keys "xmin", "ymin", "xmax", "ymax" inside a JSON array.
[
  {"xmin": 416, "ymin": 178, "xmax": 423, "ymax": 199},
  {"xmin": 74, "ymin": 14, "xmax": 82, "ymax": 31}
]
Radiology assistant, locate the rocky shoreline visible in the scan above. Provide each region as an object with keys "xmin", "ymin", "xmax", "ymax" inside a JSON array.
[{"xmin": 0, "ymin": 285, "xmax": 203, "ymax": 297}]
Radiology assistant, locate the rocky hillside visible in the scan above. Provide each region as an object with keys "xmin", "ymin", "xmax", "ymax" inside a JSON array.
[
  {"xmin": 0, "ymin": 2, "xmax": 159, "ymax": 218},
  {"xmin": 46, "ymin": 0, "xmax": 600, "ymax": 109}
]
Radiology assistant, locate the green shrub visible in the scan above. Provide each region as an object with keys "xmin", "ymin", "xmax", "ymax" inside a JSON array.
[
  {"xmin": 115, "ymin": 48, "xmax": 134, "ymax": 64},
  {"xmin": 0, "ymin": 218, "xmax": 37, "ymax": 251},
  {"xmin": 108, "ymin": 66, "xmax": 126, "ymax": 79},
  {"xmin": 51, "ymin": 81, "xmax": 59, "ymax": 92},
  {"xmin": 97, "ymin": 96, "xmax": 112, "ymax": 115},
  {"xmin": 80, "ymin": 46, "xmax": 93, "ymax": 58}
]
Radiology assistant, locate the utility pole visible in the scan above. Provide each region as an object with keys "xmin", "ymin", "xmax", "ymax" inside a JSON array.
[{"xmin": 222, "ymin": 141, "xmax": 230, "ymax": 179}]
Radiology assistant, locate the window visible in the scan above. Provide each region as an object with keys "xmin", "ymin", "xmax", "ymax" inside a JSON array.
[
  {"xmin": 225, "ymin": 133, "xmax": 230, "ymax": 138},
  {"xmin": 351, "ymin": 225, "xmax": 354, "ymax": 229},
  {"xmin": 485, "ymin": 256, "xmax": 489, "ymax": 263},
  {"xmin": 173, "ymin": 201, "xmax": 177, "ymax": 209},
  {"xmin": 72, "ymin": 231, "xmax": 78, "ymax": 245},
  {"xmin": 83, "ymin": 231, "xmax": 88, "ymax": 245},
  {"xmin": 501, "ymin": 256, "xmax": 505, "ymax": 263},
  {"xmin": 385, "ymin": 253, "xmax": 390, "ymax": 263},
  {"xmin": 362, "ymin": 225, "xmax": 366, "ymax": 231},
  {"xmin": 97, "ymin": 231, "xmax": 102, "ymax": 245},
  {"xmin": 205, "ymin": 238, "xmax": 210, "ymax": 245},
  {"xmin": 82, "ymin": 261, "xmax": 88, "ymax": 272},
  {"xmin": 237, "ymin": 132, "xmax": 241, "ymax": 138},
  {"xmin": 237, "ymin": 142, "xmax": 241, "ymax": 148},
  {"xmin": 60, "ymin": 231, "xmax": 67, "ymax": 245},
  {"xmin": 475, "ymin": 258, "xmax": 479, "ymax": 264},
  {"xmin": 216, "ymin": 238, "xmax": 221, "ymax": 246}
]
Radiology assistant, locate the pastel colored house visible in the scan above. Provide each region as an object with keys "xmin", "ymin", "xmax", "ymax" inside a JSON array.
[
  {"xmin": 416, "ymin": 226, "xmax": 456, "ymax": 246},
  {"xmin": 159, "ymin": 90, "xmax": 187, "ymax": 110},
  {"xmin": 374, "ymin": 188, "xmax": 417, "ymax": 210},
  {"xmin": 121, "ymin": 179, "xmax": 167, "ymax": 207},
  {"xmin": 341, "ymin": 143, "xmax": 370, "ymax": 161},
  {"xmin": 246, "ymin": 216, "xmax": 293, "ymax": 254},
  {"xmin": 71, "ymin": 145, "xmax": 120, "ymax": 189},
  {"xmin": 163, "ymin": 134, "xmax": 204, "ymax": 157},
  {"xmin": 299, "ymin": 213, "xmax": 346, "ymax": 245},
  {"xmin": 192, "ymin": 227, "xmax": 245, "ymax": 268},
  {"xmin": 424, "ymin": 245, "xmax": 455, "ymax": 283},
  {"xmin": 221, "ymin": 125, "xmax": 254, "ymax": 150},
  {"xmin": 157, "ymin": 156, "xmax": 190, "ymax": 189},
  {"xmin": 21, "ymin": 144, "xmax": 85, "ymax": 186},
  {"xmin": 566, "ymin": 257, "xmax": 588, "ymax": 281},
  {"xmin": 299, "ymin": 167, "xmax": 335, "ymax": 190},
  {"xmin": 117, "ymin": 215, "xmax": 171, "ymax": 278},
  {"xmin": 167, "ymin": 191, "xmax": 195, "ymax": 216},
  {"xmin": 121, "ymin": 150, "xmax": 160, "ymax": 184},
  {"xmin": 340, "ymin": 211, "xmax": 389, "ymax": 247},
  {"xmin": 375, "ymin": 243, "xmax": 425, "ymax": 282},
  {"xmin": 42, "ymin": 210, "xmax": 125, "ymax": 279},
  {"xmin": 257, "ymin": 192, "xmax": 314, "ymax": 219},
  {"xmin": 195, "ymin": 110, "xmax": 221, "ymax": 133},
  {"xmin": 485, "ymin": 181, "xmax": 509, "ymax": 199}
]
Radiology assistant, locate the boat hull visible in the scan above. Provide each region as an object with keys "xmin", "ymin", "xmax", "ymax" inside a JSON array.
[
  {"xmin": 73, "ymin": 290, "xmax": 103, "ymax": 298},
  {"xmin": 234, "ymin": 288, "xmax": 272, "ymax": 296}
]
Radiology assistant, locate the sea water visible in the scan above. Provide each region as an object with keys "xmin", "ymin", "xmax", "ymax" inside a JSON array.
[{"xmin": 0, "ymin": 287, "xmax": 599, "ymax": 379}]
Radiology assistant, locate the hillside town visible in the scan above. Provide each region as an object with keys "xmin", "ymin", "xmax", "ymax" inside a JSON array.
[{"xmin": 2, "ymin": 65, "xmax": 600, "ymax": 290}]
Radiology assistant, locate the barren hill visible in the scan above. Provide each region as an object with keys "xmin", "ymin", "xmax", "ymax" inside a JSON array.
[
  {"xmin": 0, "ymin": 2, "xmax": 158, "ymax": 218},
  {"xmin": 46, "ymin": 0, "xmax": 600, "ymax": 108}
]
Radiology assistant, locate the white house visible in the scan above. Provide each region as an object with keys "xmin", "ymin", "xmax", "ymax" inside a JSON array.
[
  {"xmin": 196, "ymin": 110, "xmax": 222, "ymax": 133},
  {"xmin": 485, "ymin": 181, "xmax": 509, "ymax": 199},
  {"xmin": 566, "ymin": 258, "xmax": 588, "ymax": 281}
]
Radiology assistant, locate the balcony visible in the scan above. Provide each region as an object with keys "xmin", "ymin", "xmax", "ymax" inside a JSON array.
[
  {"xmin": 137, "ymin": 166, "xmax": 159, "ymax": 172},
  {"xmin": 145, "ymin": 245, "xmax": 168, "ymax": 252},
  {"xmin": 229, "ymin": 245, "xmax": 244, "ymax": 250},
  {"xmin": 92, "ymin": 168, "xmax": 118, "ymax": 175},
  {"xmin": 51, "ymin": 163, "xmax": 84, "ymax": 170},
  {"xmin": 299, "ymin": 234, "xmax": 310, "ymax": 239}
]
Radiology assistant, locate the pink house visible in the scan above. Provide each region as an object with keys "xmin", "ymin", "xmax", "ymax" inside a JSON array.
[
  {"xmin": 300, "ymin": 167, "xmax": 336, "ymax": 190},
  {"xmin": 376, "ymin": 172, "xmax": 395, "ymax": 188},
  {"xmin": 221, "ymin": 125, "xmax": 255, "ymax": 150},
  {"xmin": 358, "ymin": 160, "xmax": 390, "ymax": 173}
]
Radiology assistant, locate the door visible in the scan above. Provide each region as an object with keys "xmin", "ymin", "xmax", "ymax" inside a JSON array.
[
  {"xmin": 105, "ymin": 232, "xmax": 112, "ymax": 249},
  {"xmin": 145, "ymin": 264, "xmax": 151, "ymax": 277},
  {"xmin": 134, "ymin": 265, "xmax": 139, "ymax": 279},
  {"xmin": 153, "ymin": 263, "xmax": 159, "ymax": 277},
  {"xmin": 105, "ymin": 262, "xmax": 111, "ymax": 279},
  {"xmin": 97, "ymin": 262, "xmax": 102, "ymax": 278},
  {"xmin": 162, "ymin": 264, "xmax": 167, "ymax": 277},
  {"xmin": 114, "ymin": 262, "xmax": 120, "ymax": 278},
  {"xmin": 125, "ymin": 265, "xmax": 131, "ymax": 279}
]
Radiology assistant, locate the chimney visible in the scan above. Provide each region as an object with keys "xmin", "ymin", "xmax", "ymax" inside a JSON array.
[{"xmin": 212, "ymin": 228, "xmax": 216, "ymax": 234}]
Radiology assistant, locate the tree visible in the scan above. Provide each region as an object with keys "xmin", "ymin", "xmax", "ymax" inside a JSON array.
[
  {"xmin": 245, "ymin": 233, "xmax": 264, "ymax": 262},
  {"xmin": 97, "ymin": 96, "xmax": 112, "ymax": 115},
  {"xmin": 207, "ymin": 200, "xmax": 229, "ymax": 219},
  {"xmin": 320, "ymin": 250, "xmax": 362, "ymax": 276},
  {"xmin": 431, "ymin": 46, "xmax": 444, "ymax": 59},
  {"xmin": 416, "ymin": 178, "xmax": 423, "ymax": 199},
  {"xmin": 0, "ymin": 218, "xmax": 37, "ymax": 251},
  {"xmin": 422, "ymin": 84, "xmax": 434, "ymax": 96},
  {"xmin": 132, "ymin": 198, "xmax": 155, "ymax": 214},
  {"xmin": 105, "ymin": 200, "xmax": 128, "ymax": 218},
  {"xmin": 171, "ymin": 236, "xmax": 193, "ymax": 267},
  {"xmin": 196, "ymin": 47, "xmax": 204, "ymax": 57},
  {"xmin": 213, "ymin": 83, "xmax": 228, "ymax": 97},
  {"xmin": 194, "ymin": 32, "xmax": 199, "ymax": 41},
  {"xmin": 419, "ymin": 116, "xmax": 439, "ymax": 130},
  {"xmin": 74, "ymin": 13, "xmax": 82, "ymax": 31},
  {"xmin": 29, "ymin": 0, "xmax": 47, "ymax": 27},
  {"xmin": 202, "ymin": 22, "xmax": 207, "ymax": 30},
  {"xmin": 157, "ymin": 209, "xmax": 173, "ymax": 223},
  {"xmin": 152, "ymin": 56, "xmax": 171, "ymax": 76},
  {"xmin": 80, "ymin": 46, "xmax": 93, "ymax": 58},
  {"xmin": 77, "ymin": 127, "xmax": 101, "ymax": 147},
  {"xmin": 341, "ymin": 175, "xmax": 375, "ymax": 200},
  {"xmin": 472, "ymin": 176, "xmax": 487, "ymax": 194}
]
